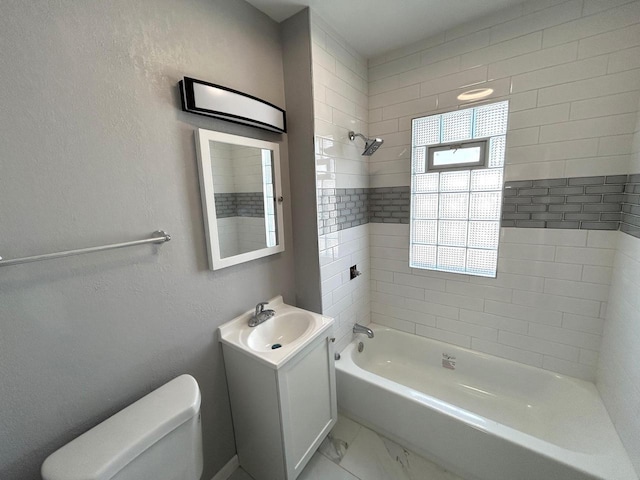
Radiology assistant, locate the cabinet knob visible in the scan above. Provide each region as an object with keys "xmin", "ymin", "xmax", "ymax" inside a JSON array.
[{"xmin": 329, "ymin": 337, "xmax": 335, "ymax": 342}]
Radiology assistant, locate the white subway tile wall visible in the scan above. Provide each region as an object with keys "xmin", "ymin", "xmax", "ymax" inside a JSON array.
[
  {"xmin": 363, "ymin": 0, "xmax": 640, "ymax": 381},
  {"xmin": 367, "ymin": 0, "xmax": 640, "ymax": 185},
  {"xmin": 370, "ymin": 223, "xmax": 615, "ymax": 380},
  {"xmin": 596, "ymin": 96, "xmax": 640, "ymax": 474},
  {"xmin": 598, "ymin": 233, "xmax": 640, "ymax": 472},
  {"xmin": 319, "ymin": 224, "xmax": 371, "ymax": 353},
  {"xmin": 312, "ymin": 14, "xmax": 371, "ymax": 350}
]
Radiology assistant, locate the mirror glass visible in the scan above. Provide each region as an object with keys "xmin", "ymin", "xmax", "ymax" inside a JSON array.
[{"xmin": 196, "ymin": 129, "xmax": 284, "ymax": 270}]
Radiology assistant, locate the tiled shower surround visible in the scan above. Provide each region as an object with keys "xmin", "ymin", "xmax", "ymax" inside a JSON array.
[
  {"xmin": 369, "ymin": 224, "xmax": 614, "ymax": 381},
  {"xmin": 310, "ymin": 0, "xmax": 640, "ymax": 473},
  {"xmin": 317, "ymin": 176, "xmax": 640, "ymax": 233}
]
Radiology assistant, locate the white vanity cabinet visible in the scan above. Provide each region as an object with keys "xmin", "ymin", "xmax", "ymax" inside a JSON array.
[{"xmin": 218, "ymin": 298, "xmax": 337, "ymax": 480}]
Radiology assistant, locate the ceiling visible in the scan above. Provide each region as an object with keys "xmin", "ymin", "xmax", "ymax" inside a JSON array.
[{"xmin": 246, "ymin": 0, "xmax": 525, "ymax": 58}]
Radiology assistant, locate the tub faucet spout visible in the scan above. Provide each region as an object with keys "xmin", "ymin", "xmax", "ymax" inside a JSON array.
[{"xmin": 353, "ymin": 323, "xmax": 374, "ymax": 338}]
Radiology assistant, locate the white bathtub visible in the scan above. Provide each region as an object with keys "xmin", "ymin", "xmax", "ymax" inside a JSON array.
[{"xmin": 336, "ymin": 325, "xmax": 637, "ymax": 480}]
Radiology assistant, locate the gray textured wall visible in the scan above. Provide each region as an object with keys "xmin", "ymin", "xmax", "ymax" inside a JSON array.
[
  {"xmin": 0, "ymin": 1, "xmax": 295, "ymax": 479},
  {"xmin": 281, "ymin": 9, "xmax": 323, "ymax": 314}
]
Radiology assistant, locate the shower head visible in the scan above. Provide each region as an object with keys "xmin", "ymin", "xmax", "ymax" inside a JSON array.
[{"xmin": 348, "ymin": 131, "xmax": 384, "ymax": 156}]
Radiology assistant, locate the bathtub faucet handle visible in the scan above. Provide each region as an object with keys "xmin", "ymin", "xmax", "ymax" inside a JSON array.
[{"xmin": 353, "ymin": 323, "xmax": 374, "ymax": 338}]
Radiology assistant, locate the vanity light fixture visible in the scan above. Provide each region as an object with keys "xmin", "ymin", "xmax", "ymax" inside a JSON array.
[
  {"xmin": 457, "ymin": 87, "xmax": 494, "ymax": 102},
  {"xmin": 179, "ymin": 77, "xmax": 286, "ymax": 133}
]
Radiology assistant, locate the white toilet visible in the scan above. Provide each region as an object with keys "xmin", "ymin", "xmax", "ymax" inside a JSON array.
[{"xmin": 41, "ymin": 374, "xmax": 203, "ymax": 480}]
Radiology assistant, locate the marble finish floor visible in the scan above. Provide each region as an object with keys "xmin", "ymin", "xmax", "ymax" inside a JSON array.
[{"xmin": 228, "ymin": 414, "xmax": 464, "ymax": 480}]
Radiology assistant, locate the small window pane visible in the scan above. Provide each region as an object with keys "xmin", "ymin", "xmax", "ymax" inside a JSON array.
[
  {"xmin": 468, "ymin": 221, "xmax": 499, "ymax": 249},
  {"xmin": 440, "ymin": 171, "xmax": 470, "ymax": 192},
  {"xmin": 438, "ymin": 220, "xmax": 468, "ymax": 247},
  {"xmin": 439, "ymin": 193, "xmax": 469, "ymax": 219},
  {"xmin": 470, "ymin": 192, "xmax": 501, "ymax": 220},
  {"xmin": 413, "ymin": 173, "xmax": 439, "ymax": 193},
  {"xmin": 488, "ymin": 135, "xmax": 506, "ymax": 168},
  {"xmin": 471, "ymin": 169, "xmax": 503, "ymax": 191},
  {"xmin": 413, "ymin": 220, "xmax": 437, "ymax": 244},
  {"xmin": 412, "ymin": 244, "xmax": 437, "ymax": 269},
  {"xmin": 413, "ymin": 116, "xmax": 441, "ymax": 146},
  {"xmin": 442, "ymin": 109, "xmax": 473, "ymax": 143},
  {"xmin": 413, "ymin": 194, "xmax": 439, "ymax": 219},
  {"xmin": 433, "ymin": 146, "xmax": 481, "ymax": 167},
  {"xmin": 428, "ymin": 140, "xmax": 487, "ymax": 171},
  {"xmin": 437, "ymin": 246, "xmax": 466, "ymax": 272},
  {"xmin": 467, "ymin": 249, "xmax": 498, "ymax": 277},
  {"xmin": 474, "ymin": 101, "xmax": 509, "ymax": 138},
  {"xmin": 412, "ymin": 147, "xmax": 426, "ymax": 174}
]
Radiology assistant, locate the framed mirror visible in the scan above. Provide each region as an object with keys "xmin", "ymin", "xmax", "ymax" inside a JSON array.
[{"xmin": 195, "ymin": 129, "xmax": 285, "ymax": 270}]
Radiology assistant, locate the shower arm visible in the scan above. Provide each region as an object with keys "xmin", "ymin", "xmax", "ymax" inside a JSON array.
[{"xmin": 348, "ymin": 131, "xmax": 369, "ymax": 143}]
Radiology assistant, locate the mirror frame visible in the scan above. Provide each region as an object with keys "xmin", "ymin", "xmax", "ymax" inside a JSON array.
[{"xmin": 195, "ymin": 128, "xmax": 285, "ymax": 270}]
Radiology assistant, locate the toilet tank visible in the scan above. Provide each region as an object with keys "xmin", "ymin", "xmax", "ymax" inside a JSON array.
[{"xmin": 42, "ymin": 374, "xmax": 203, "ymax": 480}]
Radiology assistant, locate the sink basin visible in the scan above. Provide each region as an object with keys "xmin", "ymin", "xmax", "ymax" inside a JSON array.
[
  {"xmin": 246, "ymin": 311, "xmax": 314, "ymax": 352},
  {"xmin": 218, "ymin": 295, "xmax": 334, "ymax": 369}
]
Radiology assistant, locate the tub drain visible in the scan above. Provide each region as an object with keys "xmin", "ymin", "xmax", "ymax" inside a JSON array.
[
  {"xmin": 271, "ymin": 343, "xmax": 282, "ymax": 349},
  {"xmin": 358, "ymin": 342, "xmax": 364, "ymax": 353}
]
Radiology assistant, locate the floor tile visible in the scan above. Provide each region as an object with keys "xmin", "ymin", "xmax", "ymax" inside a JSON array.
[
  {"xmin": 298, "ymin": 452, "xmax": 360, "ymax": 480},
  {"xmin": 227, "ymin": 467, "xmax": 254, "ymax": 480},
  {"xmin": 338, "ymin": 426, "xmax": 410, "ymax": 480},
  {"xmin": 229, "ymin": 452, "xmax": 358, "ymax": 480},
  {"xmin": 326, "ymin": 414, "xmax": 464, "ymax": 480},
  {"xmin": 318, "ymin": 414, "xmax": 362, "ymax": 463},
  {"xmin": 380, "ymin": 436, "xmax": 462, "ymax": 480},
  {"xmin": 230, "ymin": 415, "xmax": 464, "ymax": 480}
]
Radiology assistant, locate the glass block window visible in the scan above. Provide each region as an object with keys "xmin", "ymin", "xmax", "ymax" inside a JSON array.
[
  {"xmin": 410, "ymin": 101, "xmax": 508, "ymax": 277},
  {"xmin": 441, "ymin": 109, "xmax": 473, "ymax": 143}
]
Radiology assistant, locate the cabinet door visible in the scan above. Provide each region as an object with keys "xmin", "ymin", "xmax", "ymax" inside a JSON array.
[{"xmin": 278, "ymin": 334, "xmax": 337, "ymax": 479}]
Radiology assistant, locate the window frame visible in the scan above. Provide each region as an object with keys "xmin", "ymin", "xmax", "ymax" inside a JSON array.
[{"xmin": 427, "ymin": 139, "xmax": 488, "ymax": 171}]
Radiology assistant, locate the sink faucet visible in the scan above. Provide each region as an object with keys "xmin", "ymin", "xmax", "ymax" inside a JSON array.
[
  {"xmin": 353, "ymin": 323, "xmax": 374, "ymax": 338},
  {"xmin": 248, "ymin": 302, "xmax": 276, "ymax": 327}
]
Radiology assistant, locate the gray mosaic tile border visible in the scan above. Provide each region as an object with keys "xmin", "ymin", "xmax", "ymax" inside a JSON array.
[
  {"xmin": 236, "ymin": 192, "xmax": 265, "ymax": 217},
  {"xmin": 315, "ymin": 174, "xmax": 640, "ymax": 237},
  {"xmin": 214, "ymin": 192, "xmax": 264, "ymax": 218},
  {"xmin": 214, "ymin": 193, "xmax": 236, "ymax": 218},
  {"xmin": 317, "ymin": 188, "xmax": 368, "ymax": 235},
  {"xmin": 369, "ymin": 186, "xmax": 410, "ymax": 224},
  {"xmin": 621, "ymin": 173, "xmax": 640, "ymax": 239},
  {"xmin": 502, "ymin": 175, "xmax": 627, "ymax": 230}
]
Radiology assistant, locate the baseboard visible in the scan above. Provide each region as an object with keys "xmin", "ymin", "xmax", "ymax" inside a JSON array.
[{"xmin": 211, "ymin": 455, "xmax": 239, "ymax": 480}]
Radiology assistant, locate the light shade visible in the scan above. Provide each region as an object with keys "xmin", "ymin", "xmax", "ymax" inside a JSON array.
[
  {"xmin": 457, "ymin": 88, "xmax": 494, "ymax": 102},
  {"xmin": 179, "ymin": 77, "xmax": 286, "ymax": 133}
]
